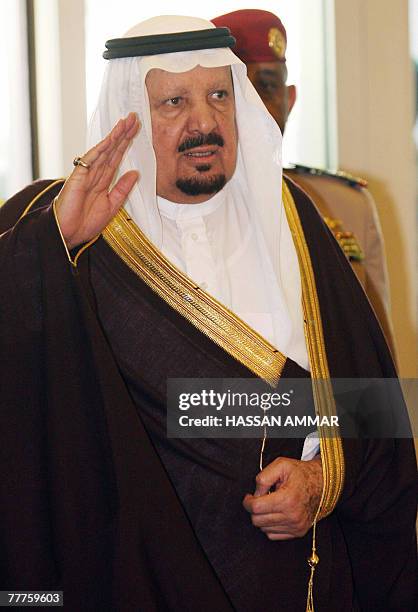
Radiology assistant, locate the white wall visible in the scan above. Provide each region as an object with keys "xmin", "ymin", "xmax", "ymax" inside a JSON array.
[
  {"xmin": 34, "ymin": 0, "xmax": 87, "ymax": 178},
  {"xmin": 0, "ymin": 0, "xmax": 32, "ymax": 198}
]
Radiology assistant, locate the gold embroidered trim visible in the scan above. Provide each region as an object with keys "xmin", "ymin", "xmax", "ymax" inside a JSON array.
[
  {"xmin": 52, "ymin": 197, "xmax": 74, "ymax": 265},
  {"xmin": 19, "ymin": 179, "xmax": 65, "ymax": 220},
  {"xmin": 282, "ymin": 179, "xmax": 345, "ymax": 518},
  {"xmin": 103, "ymin": 209, "xmax": 286, "ymax": 385},
  {"xmin": 18, "ymin": 179, "xmax": 100, "ymax": 267},
  {"xmin": 51, "ymin": 198, "xmax": 100, "ymax": 267},
  {"xmin": 283, "ymin": 179, "xmax": 345, "ymax": 612}
]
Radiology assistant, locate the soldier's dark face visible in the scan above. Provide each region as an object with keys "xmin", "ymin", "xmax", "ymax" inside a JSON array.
[{"xmin": 246, "ymin": 61, "xmax": 296, "ymax": 134}]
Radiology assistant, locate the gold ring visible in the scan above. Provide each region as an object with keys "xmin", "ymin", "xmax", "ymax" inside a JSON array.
[{"xmin": 73, "ymin": 156, "xmax": 90, "ymax": 169}]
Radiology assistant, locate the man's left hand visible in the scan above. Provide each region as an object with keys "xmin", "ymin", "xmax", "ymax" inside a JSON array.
[{"xmin": 242, "ymin": 456, "xmax": 323, "ymax": 540}]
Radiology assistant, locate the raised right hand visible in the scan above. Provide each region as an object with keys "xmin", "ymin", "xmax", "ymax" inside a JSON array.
[{"xmin": 55, "ymin": 112, "xmax": 140, "ymax": 249}]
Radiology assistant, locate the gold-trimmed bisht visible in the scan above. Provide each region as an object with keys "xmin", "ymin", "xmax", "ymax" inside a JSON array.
[
  {"xmin": 20, "ymin": 178, "xmax": 345, "ymax": 611},
  {"xmin": 282, "ymin": 179, "xmax": 345, "ymax": 612}
]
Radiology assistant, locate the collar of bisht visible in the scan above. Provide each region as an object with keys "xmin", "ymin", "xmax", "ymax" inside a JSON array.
[{"xmin": 102, "ymin": 27, "xmax": 235, "ymax": 59}]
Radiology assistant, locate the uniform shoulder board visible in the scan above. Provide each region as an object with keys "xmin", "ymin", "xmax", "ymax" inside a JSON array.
[{"xmin": 287, "ymin": 164, "xmax": 368, "ymax": 189}]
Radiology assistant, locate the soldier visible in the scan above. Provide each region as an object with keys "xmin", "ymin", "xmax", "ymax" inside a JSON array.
[{"xmin": 212, "ymin": 8, "xmax": 397, "ymax": 362}]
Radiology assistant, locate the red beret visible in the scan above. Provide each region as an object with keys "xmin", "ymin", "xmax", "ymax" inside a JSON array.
[{"xmin": 212, "ymin": 9, "xmax": 287, "ymax": 63}]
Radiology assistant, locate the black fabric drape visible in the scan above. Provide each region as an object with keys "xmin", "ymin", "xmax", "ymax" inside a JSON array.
[
  {"xmin": 0, "ymin": 179, "xmax": 416, "ymax": 611},
  {"xmin": 1, "ymin": 201, "xmax": 234, "ymax": 611}
]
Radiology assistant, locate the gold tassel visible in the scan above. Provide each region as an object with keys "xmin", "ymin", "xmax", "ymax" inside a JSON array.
[{"xmin": 305, "ymin": 520, "xmax": 319, "ymax": 612}]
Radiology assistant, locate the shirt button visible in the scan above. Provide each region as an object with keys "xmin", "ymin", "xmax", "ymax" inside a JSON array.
[{"xmin": 191, "ymin": 233, "xmax": 198, "ymax": 241}]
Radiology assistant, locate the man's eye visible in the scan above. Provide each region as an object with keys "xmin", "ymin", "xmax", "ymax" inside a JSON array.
[
  {"xmin": 211, "ymin": 90, "xmax": 228, "ymax": 100},
  {"xmin": 166, "ymin": 97, "xmax": 182, "ymax": 106},
  {"xmin": 258, "ymin": 81, "xmax": 278, "ymax": 93}
]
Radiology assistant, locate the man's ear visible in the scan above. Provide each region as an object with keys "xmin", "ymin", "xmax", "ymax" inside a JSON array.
[{"xmin": 287, "ymin": 85, "xmax": 297, "ymax": 115}]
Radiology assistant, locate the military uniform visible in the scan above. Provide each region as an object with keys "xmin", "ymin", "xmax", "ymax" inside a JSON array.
[{"xmin": 285, "ymin": 166, "xmax": 396, "ymax": 361}]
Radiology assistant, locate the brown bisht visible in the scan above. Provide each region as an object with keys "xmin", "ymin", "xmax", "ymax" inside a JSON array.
[{"xmin": 0, "ymin": 178, "xmax": 416, "ymax": 611}]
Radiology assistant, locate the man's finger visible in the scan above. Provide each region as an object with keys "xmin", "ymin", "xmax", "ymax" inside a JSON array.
[
  {"xmin": 108, "ymin": 170, "xmax": 140, "ymax": 214},
  {"xmin": 65, "ymin": 119, "xmax": 126, "ymax": 194},
  {"xmin": 93, "ymin": 117, "xmax": 141, "ymax": 191},
  {"xmin": 260, "ymin": 525, "xmax": 293, "ymax": 534},
  {"xmin": 82, "ymin": 118, "xmax": 125, "ymax": 166},
  {"xmin": 265, "ymin": 533, "xmax": 295, "ymax": 541},
  {"xmin": 74, "ymin": 114, "xmax": 133, "ymax": 177},
  {"xmin": 126, "ymin": 115, "xmax": 141, "ymax": 138},
  {"xmin": 251, "ymin": 512, "xmax": 286, "ymax": 528},
  {"xmin": 254, "ymin": 457, "xmax": 293, "ymax": 497},
  {"xmin": 108, "ymin": 119, "xmax": 141, "ymax": 170},
  {"xmin": 125, "ymin": 112, "xmax": 140, "ymax": 135},
  {"xmin": 243, "ymin": 492, "xmax": 281, "ymax": 515}
]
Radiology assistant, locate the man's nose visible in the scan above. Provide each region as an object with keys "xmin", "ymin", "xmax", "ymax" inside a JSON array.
[{"xmin": 186, "ymin": 99, "xmax": 217, "ymax": 134}]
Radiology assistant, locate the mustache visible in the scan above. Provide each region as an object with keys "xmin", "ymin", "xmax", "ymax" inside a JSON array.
[{"xmin": 178, "ymin": 133, "xmax": 224, "ymax": 153}]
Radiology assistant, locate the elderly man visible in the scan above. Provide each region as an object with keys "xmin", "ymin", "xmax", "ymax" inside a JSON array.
[
  {"xmin": 212, "ymin": 9, "xmax": 397, "ymax": 361},
  {"xmin": 0, "ymin": 15, "xmax": 416, "ymax": 612}
]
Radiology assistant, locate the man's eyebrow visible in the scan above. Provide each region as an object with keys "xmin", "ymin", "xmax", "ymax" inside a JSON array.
[
  {"xmin": 255, "ymin": 69, "xmax": 280, "ymax": 79},
  {"xmin": 210, "ymin": 82, "xmax": 233, "ymax": 89},
  {"xmin": 158, "ymin": 87, "xmax": 188, "ymax": 98}
]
